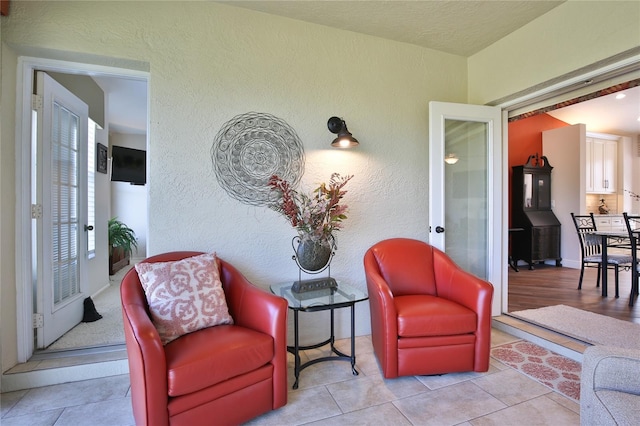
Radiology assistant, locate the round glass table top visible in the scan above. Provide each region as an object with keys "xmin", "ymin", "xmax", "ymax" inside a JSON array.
[{"xmin": 270, "ymin": 280, "xmax": 368, "ymax": 310}]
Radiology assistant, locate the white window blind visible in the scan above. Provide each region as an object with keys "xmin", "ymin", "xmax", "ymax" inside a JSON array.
[
  {"xmin": 52, "ymin": 102, "xmax": 80, "ymax": 304},
  {"xmin": 87, "ymin": 119, "xmax": 96, "ymax": 258}
]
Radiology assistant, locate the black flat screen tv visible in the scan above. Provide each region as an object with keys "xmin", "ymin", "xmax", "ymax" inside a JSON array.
[{"xmin": 111, "ymin": 146, "xmax": 146, "ymax": 185}]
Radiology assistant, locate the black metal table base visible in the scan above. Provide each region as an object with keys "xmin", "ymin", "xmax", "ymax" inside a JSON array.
[{"xmin": 288, "ymin": 304, "xmax": 358, "ymax": 389}]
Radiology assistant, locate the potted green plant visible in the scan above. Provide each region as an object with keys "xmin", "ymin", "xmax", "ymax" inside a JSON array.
[{"xmin": 108, "ymin": 217, "xmax": 138, "ymax": 275}]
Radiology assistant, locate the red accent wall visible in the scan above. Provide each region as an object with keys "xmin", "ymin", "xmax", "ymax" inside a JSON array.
[{"xmin": 508, "ymin": 114, "xmax": 569, "ymax": 226}]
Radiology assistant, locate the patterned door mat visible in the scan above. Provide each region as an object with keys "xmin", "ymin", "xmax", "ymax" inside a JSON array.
[{"xmin": 491, "ymin": 341, "xmax": 581, "ymax": 401}]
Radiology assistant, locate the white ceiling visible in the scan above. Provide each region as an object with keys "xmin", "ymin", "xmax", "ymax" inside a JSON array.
[
  {"xmin": 546, "ymin": 86, "xmax": 640, "ymax": 136},
  {"xmin": 96, "ymin": 0, "xmax": 639, "ymax": 137},
  {"xmin": 219, "ymin": 0, "xmax": 565, "ymax": 57},
  {"xmin": 92, "ymin": 76, "xmax": 148, "ymax": 135}
]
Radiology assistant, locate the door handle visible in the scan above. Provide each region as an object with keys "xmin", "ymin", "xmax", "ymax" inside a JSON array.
[
  {"xmin": 84, "ymin": 225, "xmax": 94, "ymax": 231},
  {"xmin": 435, "ymin": 226, "xmax": 445, "ymax": 233}
]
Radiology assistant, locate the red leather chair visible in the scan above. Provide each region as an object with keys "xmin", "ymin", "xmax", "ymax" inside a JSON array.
[
  {"xmin": 121, "ymin": 251, "xmax": 288, "ymax": 426},
  {"xmin": 363, "ymin": 239, "xmax": 494, "ymax": 378}
]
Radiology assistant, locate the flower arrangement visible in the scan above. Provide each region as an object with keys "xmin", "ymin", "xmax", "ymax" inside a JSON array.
[{"xmin": 268, "ymin": 173, "xmax": 353, "ymax": 242}]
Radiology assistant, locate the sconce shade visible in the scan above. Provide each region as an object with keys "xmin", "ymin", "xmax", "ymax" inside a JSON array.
[
  {"xmin": 328, "ymin": 116, "xmax": 359, "ymax": 148},
  {"xmin": 444, "ymin": 153, "xmax": 459, "ymax": 165}
]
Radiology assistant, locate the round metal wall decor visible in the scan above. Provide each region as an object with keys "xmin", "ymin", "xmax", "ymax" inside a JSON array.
[{"xmin": 211, "ymin": 112, "xmax": 305, "ymax": 206}]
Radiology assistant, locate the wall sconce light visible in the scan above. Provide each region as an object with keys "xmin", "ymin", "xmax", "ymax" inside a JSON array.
[
  {"xmin": 444, "ymin": 153, "xmax": 459, "ymax": 165},
  {"xmin": 328, "ymin": 116, "xmax": 359, "ymax": 148}
]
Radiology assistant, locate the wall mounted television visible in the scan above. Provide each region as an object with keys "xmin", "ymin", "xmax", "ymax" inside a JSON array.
[{"xmin": 111, "ymin": 145, "xmax": 146, "ymax": 185}]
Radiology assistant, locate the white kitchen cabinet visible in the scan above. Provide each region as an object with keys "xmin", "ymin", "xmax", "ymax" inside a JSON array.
[
  {"xmin": 594, "ymin": 215, "xmax": 625, "ymax": 232},
  {"xmin": 586, "ymin": 136, "xmax": 617, "ymax": 194}
]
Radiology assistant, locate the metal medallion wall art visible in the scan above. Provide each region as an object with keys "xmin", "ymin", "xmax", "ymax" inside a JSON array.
[{"xmin": 211, "ymin": 112, "xmax": 305, "ymax": 206}]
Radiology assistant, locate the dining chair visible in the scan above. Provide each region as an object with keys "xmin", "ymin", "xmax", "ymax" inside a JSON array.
[
  {"xmin": 570, "ymin": 213, "xmax": 632, "ymax": 297},
  {"xmin": 623, "ymin": 212, "xmax": 640, "ymax": 307}
]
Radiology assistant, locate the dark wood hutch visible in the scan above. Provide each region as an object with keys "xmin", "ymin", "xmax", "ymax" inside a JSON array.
[{"xmin": 511, "ymin": 154, "xmax": 562, "ymax": 269}]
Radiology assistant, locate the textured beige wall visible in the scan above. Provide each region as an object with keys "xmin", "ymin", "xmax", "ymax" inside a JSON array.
[
  {"xmin": 468, "ymin": 0, "xmax": 640, "ymax": 104},
  {"xmin": 0, "ymin": 1, "xmax": 466, "ymax": 373}
]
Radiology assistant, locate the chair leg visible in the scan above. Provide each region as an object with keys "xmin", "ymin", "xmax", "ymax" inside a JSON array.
[
  {"xmin": 578, "ymin": 265, "xmax": 585, "ymax": 289},
  {"xmin": 614, "ymin": 266, "xmax": 619, "ymax": 298}
]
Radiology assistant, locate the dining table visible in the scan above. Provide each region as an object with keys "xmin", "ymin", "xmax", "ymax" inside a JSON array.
[{"xmin": 589, "ymin": 230, "xmax": 631, "ymax": 297}]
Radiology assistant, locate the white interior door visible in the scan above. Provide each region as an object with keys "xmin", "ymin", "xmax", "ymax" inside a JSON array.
[
  {"xmin": 34, "ymin": 71, "xmax": 89, "ymax": 348},
  {"xmin": 429, "ymin": 101, "xmax": 502, "ymax": 315}
]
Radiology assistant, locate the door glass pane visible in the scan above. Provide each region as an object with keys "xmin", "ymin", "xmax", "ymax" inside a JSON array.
[
  {"xmin": 523, "ymin": 173, "xmax": 533, "ymax": 209},
  {"xmin": 52, "ymin": 102, "xmax": 81, "ymax": 306},
  {"xmin": 536, "ymin": 174, "xmax": 551, "ymax": 209},
  {"xmin": 444, "ymin": 119, "xmax": 488, "ymax": 278}
]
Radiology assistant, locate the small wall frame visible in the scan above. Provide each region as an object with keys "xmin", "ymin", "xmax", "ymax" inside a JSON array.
[{"xmin": 97, "ymin": 143, "xmax": 108, "ymax": 174}]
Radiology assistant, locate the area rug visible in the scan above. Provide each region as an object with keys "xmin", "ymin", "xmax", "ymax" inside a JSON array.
[
  {"xmin": 510, "ymin": 304, "xmax": 640, "ymax": 349},
  {"xmin": 47, "ymin": 265, "xmax": 132, "ymax": 350},
  {"xmin": 491, "ymin": 340, "xmax": 581, "ymax": 402}
]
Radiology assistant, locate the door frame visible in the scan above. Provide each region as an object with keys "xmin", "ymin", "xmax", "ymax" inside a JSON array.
[
  {"xmin": 494, "ymin": 51, "xmax": 640, "ymax": 316},
  {"xmin": 15, "ymin": 56, "xmax": 149, "ymax": 362},
  {"xmin": 429, "ymin": 101, "xmax": 503, "ymax": 317}
]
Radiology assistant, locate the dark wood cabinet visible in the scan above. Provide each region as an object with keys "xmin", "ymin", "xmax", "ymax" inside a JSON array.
[{"xmin": 511, "ymin": 154, "xmax": 562, "ymax": 269}]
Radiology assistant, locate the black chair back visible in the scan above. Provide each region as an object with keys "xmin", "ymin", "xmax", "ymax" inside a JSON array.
[
  {"xmin": 623, "ymin": 212, "xmax": 640, "ymax": 306},
  {"xmin": 571, "ymin": 213, "xmax": 602, "ymax": 258},
  {"xmin": 623, "ymin": 212, "xmax": 640, "ymax": 252}
]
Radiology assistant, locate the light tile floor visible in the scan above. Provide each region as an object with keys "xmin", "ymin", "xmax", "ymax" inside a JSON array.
[{"xmin": 1, "ymin": 329, "xmax": 580, "ymax": 425}]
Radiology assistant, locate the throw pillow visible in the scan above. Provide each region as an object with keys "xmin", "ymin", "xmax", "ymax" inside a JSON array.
[{"xmin": 135, "ymin": 252, "xmax": 233, "ymax": 344}]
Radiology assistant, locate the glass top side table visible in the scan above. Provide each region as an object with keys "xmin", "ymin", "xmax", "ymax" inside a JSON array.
[{"xmin": 270, "ymin": 281, "xmax": 368, "ymax": 389}]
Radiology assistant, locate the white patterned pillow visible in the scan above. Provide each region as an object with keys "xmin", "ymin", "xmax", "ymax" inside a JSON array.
[{"xmin": 135, "ymin": 253, "xmax": 233, "ymax": 345}]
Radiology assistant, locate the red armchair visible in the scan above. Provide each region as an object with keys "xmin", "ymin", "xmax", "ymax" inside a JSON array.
[
  {"xmin": 120, "ymin": 251, "xmax": 288, "ymax": 426},
  {"xmin": 363, "ymin": 239, "xmax": 493, "ymax": 378}
]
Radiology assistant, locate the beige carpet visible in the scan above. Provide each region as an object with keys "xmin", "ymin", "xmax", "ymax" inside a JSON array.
[
  {"xmin": 511, "ymin": 304, "xmax": 640, "ymax": 349},
  {"xmin": 47, "ymin": 264, "xmax": 135, "ymax": 350}
]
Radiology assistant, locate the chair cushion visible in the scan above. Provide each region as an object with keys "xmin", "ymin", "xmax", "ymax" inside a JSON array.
[
  {"xmin": 606, "ymin": 254, "xmax": 633, "ymax": 265},
  {"xmin": 165, "ymin": 324, "xmax": 274, "ymax": 397},
  {"xmin": 135, "ymin": 252, "xmax": 233, "ymax": 344},
  {"xmin": 395, "ymin": 295, "xmax": 477, "ymax": 338}
]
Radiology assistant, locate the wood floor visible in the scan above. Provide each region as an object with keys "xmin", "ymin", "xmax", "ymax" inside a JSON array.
[{"xmin": 508, "ymin": 263, "xmax": 639, "ymax": 324}]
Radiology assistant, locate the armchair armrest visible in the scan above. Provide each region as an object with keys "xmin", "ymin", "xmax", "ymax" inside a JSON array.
[
  {"xmin": 220, "ymin": 260, "xmax": 288, "ymax": 409},
  {"xmin": 581, "ymin": 345, "xmax": 640, "ymax": 425},
  {"xmin": 120, "ymin": 267, "xmax": 169, "ymax": 426},
  {"xmin": 432, "ymin": 248, "xmax": 493, "ymax": 312},
  {"xmin": 364, "ymin": 250, "xmax": 399, "ymax": 377},
  {"xmin": 432, "ymin": 248, "xmax": 493, "ymax": 371}
]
